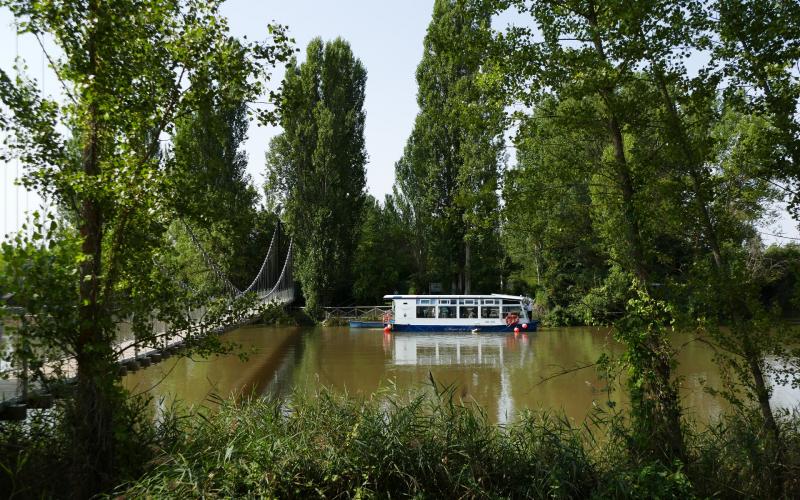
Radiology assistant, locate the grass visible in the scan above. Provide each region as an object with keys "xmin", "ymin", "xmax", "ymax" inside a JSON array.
[
  {"xmin": 118, "ymin": 382, "xmax": 706, "ymax": 499},
  {"xmin": 121, "ymin": 387, "xmax": 599, "ymax": 498},
  {"xmin": 2, "ymin": 382, "xmax": 799, "ymax": 498}
]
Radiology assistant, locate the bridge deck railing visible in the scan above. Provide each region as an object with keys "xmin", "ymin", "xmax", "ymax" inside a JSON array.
[
  {"xmin": 1, "ymin": 289, "xmax": 294, "ymax": 403},
  {"xmin": 323, "ymin": 306, "xmax": 391, "ymax": 321}
]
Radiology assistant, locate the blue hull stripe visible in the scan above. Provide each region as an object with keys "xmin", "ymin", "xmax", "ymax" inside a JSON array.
[{"xmin": 389, "ymin": 321, "xmax": 539, "ymax": 333}]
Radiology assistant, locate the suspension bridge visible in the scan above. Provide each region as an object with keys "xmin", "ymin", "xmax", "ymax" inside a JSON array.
[{"xmin": 0, "ymin": 221, "xmax": 295, "ymax": 414}]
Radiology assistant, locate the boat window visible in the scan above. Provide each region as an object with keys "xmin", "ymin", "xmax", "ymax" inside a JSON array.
[
  {"xmin": 437, "ymin": 306, "xmax": 456, "ymax": 318},
  {"xmin": 502, "ymin": 299, "xmax": 521, "ymax": 305},
  {"xmin": 459, "ymin": 306, "xmax": 478, "ymax": 319},
  {"xmin": 481, "ymin": 306, "xmax": 499, "ymax": 318},
  {"xmin": 482, "ymin": 299, "xmax": 498, "ymax": 305},
  {"xmin": 459, "ymin": 299, "xmax": 478, "ymax": 305},
  {"xmin": 439, "ymin": 299, "xmax": 455, "ymax": 305},
  {"xmin": 416, "ymin": 306, "xmax": 436, "ymax": 318},
  {"xmin": 501, "ymin": 306, "xmax": 522, "ymax": 318}
]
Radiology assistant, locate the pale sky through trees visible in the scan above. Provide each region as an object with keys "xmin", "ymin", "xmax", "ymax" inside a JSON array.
[{"xmin": 1, "ymin": 0, "xmax": 798, "ymax": 243}]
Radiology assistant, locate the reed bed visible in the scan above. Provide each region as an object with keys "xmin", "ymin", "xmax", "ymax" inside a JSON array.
[
  {"xmin": 4, "ymin": 384, "xmax": 799, "ymax": 498},
  {"xmin": 119, "ymin": 384, "xmax": 697, "ymax": 499}
]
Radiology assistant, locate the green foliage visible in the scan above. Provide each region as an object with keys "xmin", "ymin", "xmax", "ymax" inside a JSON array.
[
  {"xmin": 0, "ymin": 215, "xmax": 81, "ymax": 379},
  {"xmin": 0, "ymin": 395, "xmax": 161, "ymax": 498},
  {"xmin": 121, "ymin": 388, "xmax": 600, "ymax": 498},
  {"xmin": 260, "ymin": 302, "xmax": 297, "ymax": 326},
  {"xmin": 6, "ymin": 388, "xmax": 800, "ymax": 498},
  {"xmin": 613, "ymin": 283, "xmax": 685, "ymax": 462},
  {"xmin": 167, "ymin": 67, "xmax": 278, "ymax": 292},
  {"xmin": 0, "ymin": 0, "xmax": 292, "ymax": 493},
  {"xmin": 688, "ymin": 409, "xmax": 800, "ymax": 498},
  {"xmin": 393, "ymin": 0, "xmax": 503, "ymax": 294},
  {"xmin": 574, "ymin": 268, "xmax": 631, "ymax": 326},
  {"xmin": 714, "ymin": 0, "xmax": 800, "ymax": 213},
  {"xmin": 266, "ymin": 37, "xmax": 367, "ymax": 313},
  {"xmin": 761, "ymin": 244, "xmax": 800, "ymax": 317},
  {"xmin": 351, "ymin": 195, "xmax": 415, "ymax": 303}
]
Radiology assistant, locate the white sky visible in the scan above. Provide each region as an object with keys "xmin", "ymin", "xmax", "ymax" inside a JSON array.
[{"xmin": 1, "ymin": 1, "xmax": 798, "ymax": 243}]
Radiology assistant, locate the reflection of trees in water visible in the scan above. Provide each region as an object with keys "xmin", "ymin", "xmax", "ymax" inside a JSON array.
[{"xmin": 258, "ymin": 329, "xmax": 307, "ymax": 399}]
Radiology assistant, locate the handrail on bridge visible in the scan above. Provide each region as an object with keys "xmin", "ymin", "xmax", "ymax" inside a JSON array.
[{"xmin": 322, "ymin": 305, "xmax": 391, "ymax": 321}]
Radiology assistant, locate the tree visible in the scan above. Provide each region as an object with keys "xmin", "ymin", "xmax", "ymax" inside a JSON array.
[
  {"xmin": 352, "ymin": 195, "xmax": 416, "ymax": 303},
  {"xmin": 503, "ymin": 97, "xmax": 613, "ymax": 325},
  {"xmin": 169, "ymin": 74, "xmax": 277, "ymax": 292},
  {"xmin": 498, "ymin": 0, "xmax": 797, "ymax": 471},
  {"xmin": 394, "ymin": 0, "xmax": 503, "ymax": 294},
  {"xmin": 0, "ymin": 0, "xmax": 291, "ymax": 493},
  {"xmin": 265, "ymin": 37, "xmax": 367, "ymax": 313},
  {"xmin": 713, "ymin": 0, "xmax": 800, "ymax": 214},
  {"xmin": 499, "ymin": 0, "xmax": 690, "ymax": 462}
]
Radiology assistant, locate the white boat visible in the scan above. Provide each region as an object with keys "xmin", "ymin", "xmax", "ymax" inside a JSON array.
[{"xmin": 383, "ymin": 294, "xmax": 538, "ymax": 333}]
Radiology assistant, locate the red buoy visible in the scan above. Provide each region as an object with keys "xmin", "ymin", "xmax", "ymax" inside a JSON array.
[
  {"xmin": 383, "ymin": 326, "xmax": 391, "ymax": 333},
  {"xmin": 514, "ymin": 327, "xmax": 520, "ymax": 333},
  {"xmin": 522, "ymin": 323, "xmax": 528, "ymax": 329}
]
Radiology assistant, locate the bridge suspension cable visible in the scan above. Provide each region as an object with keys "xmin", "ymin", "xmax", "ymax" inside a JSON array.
[
  {"xmin": 179, "ymin": 218, "xmax": 293, "ymax": 303},
  {"xmin": 182, "ymin": 220, "xmax": 242, "ymax": 297}
]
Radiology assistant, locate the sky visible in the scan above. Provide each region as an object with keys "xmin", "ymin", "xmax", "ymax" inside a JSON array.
[{"xmin": 1, "ymin": 1, "xmax": 798, "ymax": 243}]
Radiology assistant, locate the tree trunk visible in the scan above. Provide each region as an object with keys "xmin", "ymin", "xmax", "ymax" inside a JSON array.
[
  {"xmin": 583, "ymin": 3, "xmax": 684, "ymax": 463},
  {"xmin": 607, "ymin": 117, "xmax": 649, "ymax": 282},
  {"xmin": 650, "ymin": 64, "xmax": 782, "ymax": 473},
  {"xmin": 585, "ymin": 8, "xmax": 648, "ymax": 283},
  {"xmin": 464, "ymin": 239, "xmax": 471, "ymax": 294},
  {"xmin": 72, "ymin": 2, "xmax": 115, "ymax": 494}
]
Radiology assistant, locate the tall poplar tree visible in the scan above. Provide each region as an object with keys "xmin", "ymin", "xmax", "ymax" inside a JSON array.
[
  {"xmin": 265, "ymin": 38, "xmax": 367, "ymax": 313},
  {"xmin": 394, "ymin": 0, "xmax": 503, "ymax": 294}
]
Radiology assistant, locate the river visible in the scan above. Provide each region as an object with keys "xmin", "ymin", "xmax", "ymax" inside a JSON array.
[{"xmin": 123, "ymin": 325, "xmax": 800, "ymax": 424}]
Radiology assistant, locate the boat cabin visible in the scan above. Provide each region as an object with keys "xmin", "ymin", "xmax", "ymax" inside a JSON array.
[{"xmin": 382, "ymin": 294, "xmax": 536, "ymax": 333}]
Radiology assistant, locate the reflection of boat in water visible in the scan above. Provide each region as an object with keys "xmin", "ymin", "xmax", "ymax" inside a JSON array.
[
  {"xmin": 384, "ymin": 294, "xmax": 538, "ymax": 333},
  {"xmin": 391, "ymin": 333, "xmax": 529, "ymax": 366}
]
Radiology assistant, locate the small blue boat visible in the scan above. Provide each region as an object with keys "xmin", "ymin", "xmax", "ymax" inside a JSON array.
[{"xmin": 349, "ymin": 320, "xmax": 385, "ymax": 329}]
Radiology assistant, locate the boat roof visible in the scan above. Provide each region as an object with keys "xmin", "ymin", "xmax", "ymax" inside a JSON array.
[{"xmin": 383, "ymin": 294, "xmax": 527, "ymax": 301}]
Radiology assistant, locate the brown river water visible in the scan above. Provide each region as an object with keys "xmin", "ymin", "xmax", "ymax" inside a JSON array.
[{"xmin": 123, "ymin": 325, "xmax": 800, "ymax": 424}]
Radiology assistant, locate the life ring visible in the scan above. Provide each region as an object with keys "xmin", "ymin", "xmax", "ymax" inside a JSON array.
[{"xmin": 505, "ymin": 313, "xmax": 519, "ymax": 326}]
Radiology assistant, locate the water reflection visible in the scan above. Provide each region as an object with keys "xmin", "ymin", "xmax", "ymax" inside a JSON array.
[
  {"xmin": 390, "ymin": 333, "xmax": 518, "ymax": 366},
  {"xmin": 124, "ymin": 326, "xmax": 800, "ymax": 425}
]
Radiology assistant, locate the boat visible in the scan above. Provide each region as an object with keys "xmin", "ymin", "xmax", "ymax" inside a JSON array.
[
  {"xmin": 349, "ymin": 320, "xmax": 385, "ymax": 329},
  {"xmin": 382, "ymin": 294, "xmax": 538, "ymax": 333}
]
